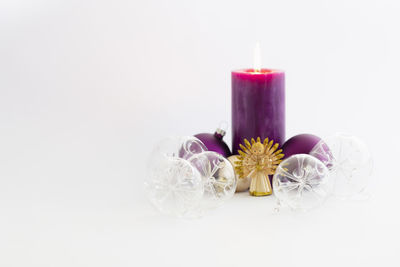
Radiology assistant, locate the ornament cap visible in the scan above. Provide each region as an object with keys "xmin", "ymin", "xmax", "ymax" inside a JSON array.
[{"xmin": 214, "ymin": 128, "xmax": 226, "ymax": 139}]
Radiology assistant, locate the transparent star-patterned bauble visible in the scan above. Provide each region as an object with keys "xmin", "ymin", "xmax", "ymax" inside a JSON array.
[
  {"xmin": 310, "ymin": 133, "xmax": 373, "ymax": 199},
  {"xmin": 144, "ymin": 136, "xmax": 207, "ymax": 217},
  {"xmin": 273, "ymin": 154, "xmax": 332, "ymax": 211},
  {"xmin": 147, "ymin": 136, "xmax": 207, "ymax": 166},
  {"xmin": 188, "ymin": 151, "xmax": 237, "ymax": 211}
]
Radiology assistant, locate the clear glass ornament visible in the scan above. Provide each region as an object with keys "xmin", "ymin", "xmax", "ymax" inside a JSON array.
[
  {"xmin": 145, "ymin": 157, "xmax": 203, "ymax": 217},
  {"xmin": 273, "ymin": 154, "xmax": 332, "ymax": 211},
  {"xmin": 188, "ymin": 151, "xmax": 237, "ymax": 210},
  {"xmin": 145, "ymin": 136, "xmax": 206, "ymax": 217},
  {"xmin": 310, "ymin": 133, "xmax": 373, "ymax": 199},
  {"xmin": 148, "ymin": 136, "xmax": 207, "ymax": 164}
]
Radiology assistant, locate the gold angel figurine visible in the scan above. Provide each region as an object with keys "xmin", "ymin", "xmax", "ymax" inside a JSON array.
[{"xmin": 235, "ymin": 137, "xmax": 284, "ymax": 196}]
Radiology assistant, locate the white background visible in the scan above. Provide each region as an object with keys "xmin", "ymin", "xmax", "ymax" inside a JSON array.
[{"xmin": 1, "ymin": 0, "xmax": 399, "ymax": 266}]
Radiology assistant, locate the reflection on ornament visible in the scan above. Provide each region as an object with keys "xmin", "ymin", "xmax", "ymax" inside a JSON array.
[
  {"xmin": 228, "ymin": 155, "xmax": 251, "ymax": 192},
  {"xmin": 234, "ymin": 137, "xmax": 284, "ymax": 196}
]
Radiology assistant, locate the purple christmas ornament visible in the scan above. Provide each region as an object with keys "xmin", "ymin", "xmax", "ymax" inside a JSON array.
[
  {"xmin": 281, "ymin": 133, "xmax": 333, "ymax": 168},
  {"xmin": 282, "ymin": 134, "xmax": 322, "ymax": 159},
  {"xmin": 195, "ymin": 129, "xmax": 231, "ymax": 158}
]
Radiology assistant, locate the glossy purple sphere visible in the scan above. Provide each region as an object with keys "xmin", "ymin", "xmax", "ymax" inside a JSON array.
[
  {"xmin": 194, "ymin": 132, "xmax": 231, "ymax": 158},
  {"xmin": 282, "ymin": 134, "xmax": 322, "ymax": 159}
]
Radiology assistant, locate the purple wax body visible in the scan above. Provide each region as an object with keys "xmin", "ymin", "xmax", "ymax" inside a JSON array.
[{"xmin": 232, "ymin": 69, "xmax": 285, "ymax": 154}]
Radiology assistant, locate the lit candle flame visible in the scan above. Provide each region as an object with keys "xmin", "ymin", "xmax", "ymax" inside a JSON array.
[{"xmin": 253, "ymin": 42, "xmax": 261, "ymax": 73}]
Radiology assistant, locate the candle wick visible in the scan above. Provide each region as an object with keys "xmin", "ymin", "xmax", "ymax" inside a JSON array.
[{"xmin": 253, "ymin": 41, "xmax": 261, "ymax": 72}]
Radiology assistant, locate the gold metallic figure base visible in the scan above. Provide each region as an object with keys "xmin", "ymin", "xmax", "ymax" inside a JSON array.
[{"xmin": 250, "ymin": 190, "xmax": 272, "ymax": 197}]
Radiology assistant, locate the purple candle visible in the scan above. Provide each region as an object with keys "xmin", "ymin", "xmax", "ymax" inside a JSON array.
[{"xmin": 232, "ymin": 69, "xmax": 285, "ymax": 154}]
